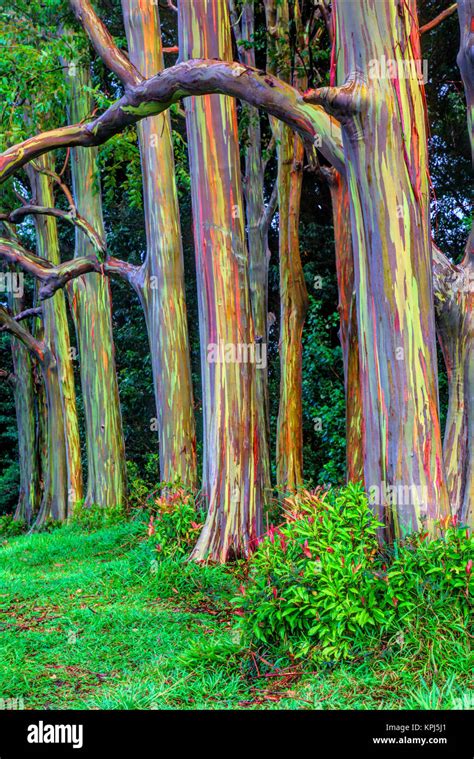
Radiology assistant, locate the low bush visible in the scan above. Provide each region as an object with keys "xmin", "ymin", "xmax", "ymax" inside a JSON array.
[
  {"xmin": 233, "ymin": 483, "xmax": 473, "ymax": 663},
  {"xmin": 71, "ymin": 502, "xmax": 125, "ymax": 531},
  {"xmin": 0, "ymin": 514, "xmax": 26, "ymax": 537},
  {"xmin": 145, "ymin": 487, "xmax": 206, "ymax": 559}
]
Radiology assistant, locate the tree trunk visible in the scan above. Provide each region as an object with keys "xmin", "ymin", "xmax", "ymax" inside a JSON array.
[
  {"xmin": 36, "ymin": 353, "xmax": 69, "ymax": 522},
  {"xmin": 0, "ymin": 306, "xmax": 67, "ymax": 524},
  {"xmin": 276, "ymin": 126, "xmax": 308, "ymax": 489},
  {"xmin": 121, "ymin": 0, "xmax": 197, "ymax": 488},
  {"xmin": 66, "ymin": 62, "xmax": 127, "ymax": 508},
  {"xmin": 434, "ymin": 245, "xmax": 473, "ymax": 527},
  {"xmin": 305, "ymin": 0, "xmax": 450, "ymax": 539},
  {"xmin": 266, "ymin": 0, "xmax": 308, "ymax": 490},
  {"xmin": 432, "ymin": 0, "xmax": 473, "ymax": 527},
  {"xmin": 231, "ymin": 0, "xmax": 273, "ymax": 500},
  {"xmin": 28, "ymin": 158, "xmax": 83, "ymax": 517},
  {"xmin": 325, "ymin": 168, "xmax": 364, "ymax": 483},
  {"xmin": 179, "ymin": 0, "xmax": 264, "ymax": 561},
  {"xmin": 10, "ymin": 293, "xmax": 39, "ymax": 524}
]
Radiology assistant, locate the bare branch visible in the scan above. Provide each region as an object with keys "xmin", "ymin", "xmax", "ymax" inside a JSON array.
[
  {"xmin": 103, "ymin": 256, "xmax": 141, "ymax": 290},
  {"xmin": 29, "ymin": 161, "xmax": 75, "ymax": 209},
  {"xmin": 303, "ymin": 72, "xmax": 369, "ymax": 119},
  {"xmin": 13, "ymin": 306, "xmax": 43, "ymax": 323},
  {"xmin": 420, "ymin": 3, "xmax": 457, "ymax": 34},
  {"xmin": 68, "ymin": 0, "xmax": 143, "ymax": 87},
  {"xmin": 0, "ymin": 307, "xmax": 47, "ymax": 364},
  {"xmin": 0, "ymin": 238, "xmax": 102, "ymax": 300},
  {"xmin": 4, "ymin": 205, "xmax": 106, "ymax": 257}
]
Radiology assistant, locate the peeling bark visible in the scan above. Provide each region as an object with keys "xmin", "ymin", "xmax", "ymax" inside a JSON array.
[
  {"xmin": 230, "ymin": 0, "xmax": 273, "ymax": 499},
  {"xmin": 28, "ymin": 157, "xmax": 83, "ymax": 517},
  {"xmin": 0, "ymin": 308, "xmax": 67, "ymax": 524},
  {"xmin": 179, "ymin": 0, "xmax": 264, "ymax": 561},
  {"xmin": 434, "ymin": 245, "xmax": 473, "ymax": 526},
  {"xmin": 121, "ymin": 0, "xmax": 197, "ymax": 488},
  {"xmin": 9, "ymin": 290, "xmax": 39, "ymax": 523},
  {"xmin": 66, "ymin": 61, "xmax": 127, "ymax": 509},
  {"xmin": 325, "ymin": 167, "xmax": 364, "ymax": 484},
  {"xmin": 266, "ymin": 0, "xmax": 308, "ymax": 490},
  {"xmin": 305, "ymin": 0, "xmax": 450, "ymax": 538},
  {"xmin": 432, "ymin": 0, "xmax": 473, "ymax": 526}
]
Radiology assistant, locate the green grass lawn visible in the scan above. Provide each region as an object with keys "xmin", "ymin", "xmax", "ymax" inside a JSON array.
[{"xmin": 0, "ymin": 523, "xmax": 471, "ymax": 710}]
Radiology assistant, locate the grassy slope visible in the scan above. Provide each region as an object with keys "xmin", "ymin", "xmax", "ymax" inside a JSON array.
[{"xmin": 0, "ymin": 523, "xmax": 471, "ymax": 710}]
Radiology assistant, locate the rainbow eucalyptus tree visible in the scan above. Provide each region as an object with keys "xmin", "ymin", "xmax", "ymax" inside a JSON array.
[
  {"xmin": 65, "ymin": 59, "xmax": 126, "ymax": 508},
  {"xmin": 121, "ymin": 0, "xmax": 196, "ymax": 487},
  {"xmin": 304, "ymin": 0, "xmax": 450, "ymax": 539},
  {"xmin": 179, "ymin": 0, "xmax": 265, "ymax": 560},
  {"xmin": 265, "ymin": 0, "xmax": 308, "ymax": 490},
  {"xmin": 229, "ymin": 0, "xmax": 276, "ymax": 499},
  {"xmin": 0, "ymin": 305, "xmax": 68, "ymax": 521},
  {"xmin": 0, "ymin": 232, "xmax": 108, "ymax": 522},
  {"xmin": 68, "ymin": 0, "xmax": 196, "ymax": 488},
  {"xmin": 432, "ymin": 0, "xmax": 473, "ymax": 527},
  {"xmin": 1, "ymin": 1, "xmax": 471, "ymax": 546},
  {"xmin": 7, "ymin": 286, "xmax": 39, "ymax": 523},
  {"xmin": 26, "ymin": 157, "xmax": 83, "ymax": 518},
  {"xmin": 323, "ymin": 166, "xmax": 364, "ymax": 484}
]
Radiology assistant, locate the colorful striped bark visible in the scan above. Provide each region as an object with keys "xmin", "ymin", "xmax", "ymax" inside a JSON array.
[
  {"xmin": 121, "ymin": 0, "xmax": 197, "ymax": 488},
  {"xmin": 434, "ymin": 246, "xmax": 473, "ymax": 526},
  {"xmin": 179, "ymin": 0, "xmax": 264, "ymax": 561},
  {"xmin": 28, "ymin": 158, "xmax": 83, "ymax": 519},
  {"xmin": 66, "ymin": 63, "xmax": 126, "ymax": 509},
  {"xmin": 305, "ymin": 0, "xmax": 449, "ymax": 539},
  {"xmin": 0, "ymin": 306, "xmax": 66, "ymax": 522},
  {"xmin": 276, "ymin": 125, "xmax": 308, "ymax": 489},
  {"xmin": 433, "ymin": 0, "xmax": 473, "ymax": 526},
  {"xmin": 325, "ymin": 168, "xmax": 364, "ymax": 484},
  {"xmin": 9, "ymin": 291, "xmax": 39, "ymax": 523},
  {"xmin": 267, "ymin": 0, "xmax": 308, "ymax": 490},
  {"xmin": 231, "ymin": 1, "xmax": 272, "ymax": 498}
]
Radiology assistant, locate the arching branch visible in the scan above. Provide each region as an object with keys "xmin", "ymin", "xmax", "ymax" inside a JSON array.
[
  {"xmin": 13, "ymin": 306, "xmax": 43, "ymax": 323},
  {"xmin": 2, "ymin": 205, "xmax": 106, "ymax": 257},
  {"xmin": 69, "ymin": 0, "xmax": 143, "ymax": 87},
  {"xmin": 0, "ymin": 238, "xmax": 102, "ymax": 300},
  {"xmin": 0, "ymin": 307, "xmax": 47, "ymax": 364},
  {"xmin": 0, "ymin": 60, "xmax": 344, "ymax": 183},
  {"xmin": 420, "ymin": 3, "xmax": 457, "ymax": 34}
]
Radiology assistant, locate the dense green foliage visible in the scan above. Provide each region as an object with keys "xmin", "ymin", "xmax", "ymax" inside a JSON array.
[
  {"xmin": 234, "ymin": 485, "xmax": 473, "ymax": 663},
  {"xmin": 0, "ymin": 495, "xmax": 471, "ymax": 709}
]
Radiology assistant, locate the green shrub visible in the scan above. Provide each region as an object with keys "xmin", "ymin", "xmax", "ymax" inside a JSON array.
[
  {"xmin": 233, "ymin": 483, "xmax": 383, "ymax": 660},
  {"xmin": 126, "ymin": 461, "xmax": 151, "ymax": 510},
  {"xmin": 380, "ymin": 520, "xmax": 473, "ymax": 632},
  {"xmin": 0, "ymin": 514, "xmax": 26, "ymax": 537},
  {"xmin": 71, "ymin": 502, "xmax": 125, "ymax": 531},
  {"xmin": 146, "ymin": 487, "xmax": 205, "ymax": 559},
  {"xmin": 233, "ymin": 484, "xmax": 473, "ymax": 663},
  {"xmin": 126, "ymin": 454, "xmax": 162, "ymax": 510}
]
